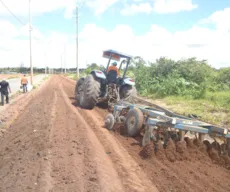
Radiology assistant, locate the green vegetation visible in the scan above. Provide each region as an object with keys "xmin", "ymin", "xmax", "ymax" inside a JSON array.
[
  {"xmin": 158, "ymin": 92, "xmax": 230, "ymax": 126},
  {"xmin": 43, "ymin": 75, "xmax": 51, "ymax": 81},
  {"xmin": 64, "ymin": 73, "xmax": 77, "ymax": 80},
  {"xmin": 133, "ymin": 57, "xmax": 230, "ymax": 126}
]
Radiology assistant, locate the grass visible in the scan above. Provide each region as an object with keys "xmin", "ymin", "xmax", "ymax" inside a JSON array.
[
  {"xmin": 148, "ymin": 91, "xmax": 230, "ymax": 127},
  {"xmin": 63, "ymin": 73, "xmax": 76, "ymax": 80},
  {"xmin": 7, "ymin": 75, "xmax": 20, "ymax": 79},
  {"xmin": 43, "ymin": 75, "xmax": 50, "ymax": 81},
  {"xmin": 64, "ymin": 73, "xmax": 86, "ymax": 80}
]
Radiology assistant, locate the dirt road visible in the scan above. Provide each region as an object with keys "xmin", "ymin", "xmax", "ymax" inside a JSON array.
[{"xmin": 0, "ymin": 75, "xmax": 229, "ymax": 192}]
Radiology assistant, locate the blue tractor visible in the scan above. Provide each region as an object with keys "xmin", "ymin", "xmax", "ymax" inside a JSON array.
[{"xmin": 75, "ymin": 49, "xmax": 137, "ymax": 109}]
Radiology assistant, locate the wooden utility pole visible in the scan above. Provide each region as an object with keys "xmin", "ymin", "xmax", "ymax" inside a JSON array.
[
  {"xmin": 64, "ymin": 44, "xmax": 66, "ymax": 73},
  {"xmin": 29, "ymin": 0, "xmax": 33, "ymax": 85},
  {"xmin": 76, "ymin": 6, "xmax": 79, "ymax": 78}
]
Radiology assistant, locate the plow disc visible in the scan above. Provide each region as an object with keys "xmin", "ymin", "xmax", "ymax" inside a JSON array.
[{"xmin": 104, "ymin": 113, "xmax": 115, "ymax": 130}]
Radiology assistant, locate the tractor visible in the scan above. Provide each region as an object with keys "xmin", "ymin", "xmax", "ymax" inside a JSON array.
[{"xmin": 75, "ymin": 49, "xmax": 137, "ymax": 109}]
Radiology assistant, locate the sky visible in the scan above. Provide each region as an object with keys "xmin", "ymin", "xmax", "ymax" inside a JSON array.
[{"xmin": 0, "ymin": 0, "xmax": 230, "ymax": 69}]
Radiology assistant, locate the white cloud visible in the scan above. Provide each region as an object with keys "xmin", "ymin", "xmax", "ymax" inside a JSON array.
[
  {"xmin": 0, "ymin": 0, "xmax": 198, "ymax": 20},
  {"xmin": 1, "ymin": 8, "xmax": 230, "ymax": 70},
  {"xmin": 0, "ymin": 0, "xmax": 120, "ymax": 18},
  {"xmin": 200, "ymin": 8, "xmax": 230, "ymax": 32},
  {"xmin": 0, "ymin": 0, "xmax": 87, "ymax": 19},
  {"xmin": 64, "ymin": 0, "xmax": 86, "ymax": 18},
  {"xmin": 70, "ymin": 7, "xmax": 230, "ymax": 69},
  {"xmin": 0, "ymin": 20, "xmax": 17, "ymax": 37},
  {"xmin": 86, "ymin": 0, "xmax": 119, "ymax": 15},
  {"xmin": 153, "ymin": 0, "xmax": 198, "ymax": 13},
  {"xmin": 0, "ymin": 0, "xmax": 63, "ymax": 16},
  {"xmin": 120, "ymin": 0, "xmax": 197, "ymax": 16},
  {"xmin": 121, "ymin": 3, "xmax": 152, "ymax": 16}
]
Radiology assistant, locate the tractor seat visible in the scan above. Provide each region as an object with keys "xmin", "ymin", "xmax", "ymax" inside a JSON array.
[{"xmin": 107, "ymin": 70, "xmax": 118, "ymax": 84}]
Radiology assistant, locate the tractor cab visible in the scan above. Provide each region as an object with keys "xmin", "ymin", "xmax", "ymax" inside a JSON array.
[
  {"xmin": 101, "ymin": 50, "xmax": 135, "ymax": 98},
  {"xmin": 75, "ymin": 49, "xmax": 136, "ymax": 110},
  {"xmin": 103, "ymin": 49, "xmax": 131, "ymax": 77}
]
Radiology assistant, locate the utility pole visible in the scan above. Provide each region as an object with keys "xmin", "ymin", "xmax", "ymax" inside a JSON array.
[
  {"xmin": 44, "ymin": 52, "xmax": 47, "ymax": 74},
  {"xmin": 64, "ymin": 44, "xmax": 66, "ymax": 73},
  {"xmin": 61, "ymin": 55, "xmax": 63, "ymax": 73},
  {"xmin": 29, "ymin": 0, "xmax": 33, "ymax": 85},
  {"xmin": 76, "ymin": 6, "xmax": 79, "ymax": 78}
]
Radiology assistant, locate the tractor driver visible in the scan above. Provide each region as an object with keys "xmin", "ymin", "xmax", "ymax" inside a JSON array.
[
  {"xmin": 107, "ymin": 61, "xmax": 120, "ymax": 84},
  {"xmin": 107, "ymin": 61, "xmax": 120, "ymax": 77}
]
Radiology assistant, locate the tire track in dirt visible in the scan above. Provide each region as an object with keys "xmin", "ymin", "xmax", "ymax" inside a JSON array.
[
  {"xmin": 0, "ymin": 76, "xmax": 126, "ymax": 192},
  {"xmin": 48, "ymin": 82, "xmax": 102, "ymax": 192},
  {"xmin": 62, "ymin": 76, "xmax": 230, "ymax": 192},
  {"xmin": 60, "ymin": 76, "xmax": 158, "ymax": 192},
  {"xmin": 0, "ymin": 79, "xmax": 56, "ymax": 192},
  {"xmin": 78, "ymin": 107, "xmax": 158, "ymax": 192},
  {"xmin": 58, "ymin": 82, "xmax": 126, "ymax": 191},
  {"xmin": 0, "ymin": 79, "xmax": 49, "ymax": 131}
]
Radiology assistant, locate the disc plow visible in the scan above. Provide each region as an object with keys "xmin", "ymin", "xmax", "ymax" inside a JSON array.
[{"xmin": 104, "ymin": 101, "xmax": 230, "ymax": 158}]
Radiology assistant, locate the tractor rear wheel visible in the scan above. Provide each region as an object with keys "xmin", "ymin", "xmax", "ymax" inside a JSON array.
[
  {"xmin": 125, "ymin": 108, "xmax": 144, "ymax": 137},
  {"xmin": 79, "ymin": 74, "xmax": 100, "ymax": 109}
]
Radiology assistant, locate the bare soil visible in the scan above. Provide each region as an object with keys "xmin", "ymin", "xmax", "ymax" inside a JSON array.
[
  {"xmin": 0, "ymin": 74, "xmax": 21, "ymax": 80},
  {"xmin": 0, "ymin": 75, "xmax": 229, "ymax": 192}
]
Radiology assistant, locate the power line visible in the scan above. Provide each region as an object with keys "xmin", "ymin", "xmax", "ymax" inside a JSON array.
[{"xmin": 0, "ymin": 0, "xmax": 26, "ymax": 25}]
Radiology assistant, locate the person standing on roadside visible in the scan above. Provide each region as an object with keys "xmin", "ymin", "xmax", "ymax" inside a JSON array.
[
  {"xmin": 0, "ymin": 78, "xmax": 11, "ymax": 106},
  {"xmin": 21, "ymin": 74, "xmax": 28, "ymax": 93}
]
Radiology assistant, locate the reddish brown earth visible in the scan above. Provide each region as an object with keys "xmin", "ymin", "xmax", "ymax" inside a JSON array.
[
  {"xmin": 0, "ymin": 74, "xmax": 21, "ymax": 80},
  {"xmin": 0, "ymin": 75, "xmax": 229, "ymax": 192}
]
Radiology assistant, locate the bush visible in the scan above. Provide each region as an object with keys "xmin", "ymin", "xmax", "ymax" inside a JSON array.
[{"xmin": 132, "ymin": 56, "xmax": 229, "ymax": 99}]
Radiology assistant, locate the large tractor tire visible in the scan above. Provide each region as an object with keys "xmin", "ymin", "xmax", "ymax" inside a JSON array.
[
  {"xmin": 79, "ymin": 74, "xmax": 100, "ymax": 109},
  {"xmin": 125, "ymin": 108, "xmax": 144, "ymax": 137},
  {"xmin": 75, "ymin": 78, "xmax": 85, "ymax": 102},
  {"xmin": 120, "ymin": 85, "xmax": 137, "ymax": 101}
]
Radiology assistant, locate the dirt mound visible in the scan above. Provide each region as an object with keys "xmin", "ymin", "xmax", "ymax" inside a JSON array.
[
  {"xmin": 176, "ymin": 141, "xmax": 189, "ymax": 160},
  {"xmin": 221, "ymin": 155, "xmax": 230, "ymax": 168},
  {"xmin": 194, "ymin": 138, "xmax": 207, "ymax": 151},
  {"xmin": 208, "ymin": 148, "xmax": 221, "ymax": 162},
  {"xmin": 149, "ymin": 136, "xmax": 229, "ymax": 166},
  {"xmin": 155, "ymin": 140, "xmax": 167, "ymax": 161},
  {"xmin": 140, "ymin": 143, "xmax": 155, "ymax": 159},
  {"xmin": 164, "ymin": 139, "xmax": 178, "ymax": 162},
  {"xmin": 184, "ymin": 137, "xmax": 194, "ymax": 147}
]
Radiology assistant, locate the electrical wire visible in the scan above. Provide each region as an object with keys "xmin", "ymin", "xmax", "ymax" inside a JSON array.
[{"xmin": 0, "ymin": 0, "xmax": 26, "ymax": 25}]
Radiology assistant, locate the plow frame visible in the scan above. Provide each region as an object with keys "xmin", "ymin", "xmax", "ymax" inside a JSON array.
[{"xmin": 105, "ymin": 101, "xmax": 230, "ymax": 155}]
